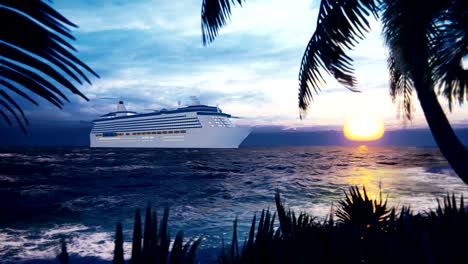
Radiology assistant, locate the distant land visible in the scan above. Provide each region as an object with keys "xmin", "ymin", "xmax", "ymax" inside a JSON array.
[{"xmin": 1, "ymin": 122, "xmax": 468, "ymax": 147}]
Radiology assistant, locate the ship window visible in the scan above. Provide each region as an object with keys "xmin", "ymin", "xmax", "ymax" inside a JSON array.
[
  {"xmin": 157, "ymin": 131, "xmax": 162, "ymax": 134},
  {"xmin": 162, "ymin": 131, "xmax": 167, "ymax": 134},
  {"xmin": 181, "ymin": 130, "xmax": 186, "ymax": 133},
  {"xmin": 174, "ymin": 130, "xmax": 180, "ymax": 134},
  {"xmin": 168, "ymin": 131, "xmax": 173, "ymax": 134},
  {"xmin": 126, "ymin": 133, "xmax": 130, "ymax": 135}
]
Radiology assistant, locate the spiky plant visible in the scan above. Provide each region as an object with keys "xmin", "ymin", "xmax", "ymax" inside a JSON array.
[
  {"xmin": 336, "ymin": 186, "xmax": 390, "ymax": 230},
  {"xmin": 131, "ymin": 208, "xmax": 142, "ymax": 264},
  {"xmin": 114, "ymin": 222, "xmax": 125, "ymax": 264},
  {"xmin": 142, "ymin": 203, "xmax": 152, "ymax": 262},
  {"xmin": 115, "ymin": 206, "xmax": 201, "ymax": 264}
]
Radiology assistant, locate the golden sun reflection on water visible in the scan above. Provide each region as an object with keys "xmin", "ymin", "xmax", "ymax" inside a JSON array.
[
  {"xmin": 358, "ymin": 145, "xmax": 368, "ymax": 151},
  {"xmin": 342, "ymin": 146, "xmax": 393, "ymax": 200},
  {"xmin": 346, "ymin": 167, "xmax": 384, "ymax": 199}
]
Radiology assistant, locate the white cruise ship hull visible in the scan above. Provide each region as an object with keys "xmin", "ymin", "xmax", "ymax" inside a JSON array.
[
  {"xmin": 89, "ymin": 104, "xmax": 251, "ymax": 148},
  {"xmin": 90, "ymin": 126, "xmax": 251, "ymax": 148}
]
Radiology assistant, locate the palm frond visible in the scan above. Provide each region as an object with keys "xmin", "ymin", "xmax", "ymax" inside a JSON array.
[
  {"xmin": 388, "ymin": 53, "xmax": 414, "ymax": 120},
  {"xmin": 0, "ymin": 0, "xmax": 98, "ymax": 131},
  {"xmin": 201, "ymin": 0, "xmax": 244, "ymax": 45},
  {"xmin": 431, "ymin": 0, "xmax": 468, "ymax": 110},
  {"xmin": 381, "ymin": 0, "xmax": 443, "ymax": 121},
  {"xmin": 298, "ymin": 0, "xmax": 379, "ymax": 118}
]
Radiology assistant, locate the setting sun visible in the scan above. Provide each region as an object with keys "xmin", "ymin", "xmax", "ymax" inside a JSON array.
[{"xmin": 343, "ymin": 115, "xmax": 385, "ymax": 141}]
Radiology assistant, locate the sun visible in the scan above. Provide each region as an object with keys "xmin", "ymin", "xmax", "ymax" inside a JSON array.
[{"xmin": 343, "ymin": 115, "xmax": 385, "ymax": 141}]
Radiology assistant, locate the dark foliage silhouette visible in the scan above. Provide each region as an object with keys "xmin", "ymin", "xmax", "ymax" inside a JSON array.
[
  {"xmin": 131, "ymin": 208, "xmax": 142, "ymax": 264},
  {"xmin": 0, "ymin": 0, "xmax": 98, "ymax": 132},
  {"xmin": 114, "ymin": 223, "xmax": 125, "ymax": 264},
  {"xmin": 57, "ymin": 238, "xmax": 69, "ymax": 264},
  {"xmin": 115, "ymin": 204, "xmax": 201, "ymax": 264},
  {"xmin": 221, "ymin": 188, "xmax": 468, "ymax": 264},
  {"xmin": 336, "ymin": 186, "xmax": 390, "ymax": 228},
  {"xmin": 201, "ymin": 0, "xmax": 468, "ymax": 184}
]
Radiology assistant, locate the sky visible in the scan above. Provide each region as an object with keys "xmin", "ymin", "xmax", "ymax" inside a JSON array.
[{"xmin": 4, "ymin": 0, "xmax": 468, "ymax": 134}]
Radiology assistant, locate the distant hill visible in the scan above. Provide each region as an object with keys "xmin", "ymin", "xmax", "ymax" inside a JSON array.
[
  {"xmin": 241, "ymin": 128, "xmax": 468, "ymax": 147},
  {"xmin": 1, "ymin": 121, "xmax": 467, "ymax": 147}
]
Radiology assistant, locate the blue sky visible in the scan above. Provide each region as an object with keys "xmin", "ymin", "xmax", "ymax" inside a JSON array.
[{"xmin": 13, "ymin": 0, "xmax": 468, "ymax": 130}]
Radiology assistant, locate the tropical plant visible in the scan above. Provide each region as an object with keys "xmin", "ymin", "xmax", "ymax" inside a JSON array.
[
  {"xmin": 221, "ymin": 188, "xmax": 468, "ymax": 264},
  {"xmin": 336, "ymin": 186, "xmax": 390, "ymax": 229},
  {"xmin": 200, "ymin": 0, "xmax": 468, "ymax": 184},
  {"xmin": 114, "ymin": 205, "xmax": 201, "ymax": 264},
  {"xmin": 1, "ymin": 0, "xmax": 98, "ymax": 132}
]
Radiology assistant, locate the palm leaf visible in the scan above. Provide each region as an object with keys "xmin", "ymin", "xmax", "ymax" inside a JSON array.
[
  {"xmin": 380, "ymin": 0, "xmax": 467, "ymax": 120},
  {"xmin": 388, "ymin": 53, "xmax": 414, "ymax": 120},
  {"xmin": 201, "ymin": 0, "xmax": 244, "ymax": 45},
  {"xmin": 0, "ymin": 0, "xmax": 98, "ymax": 131},
  {"xmin": 298, "ymin": 0, "xmax": 379, "ymax": 118},
  {"xmin": 431, "ymin": 0, "xmax": 468, "ymax": 110}
]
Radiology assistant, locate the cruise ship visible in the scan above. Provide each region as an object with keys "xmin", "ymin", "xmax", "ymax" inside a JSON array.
[{"xmin": 90, "ymin": 99, "xmax": 251, "ymax": 148}]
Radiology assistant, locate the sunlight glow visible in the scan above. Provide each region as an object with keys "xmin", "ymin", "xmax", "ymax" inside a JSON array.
[{"xmin": 343, "ymin": 115, "xmax": 385, "ymax": 141}]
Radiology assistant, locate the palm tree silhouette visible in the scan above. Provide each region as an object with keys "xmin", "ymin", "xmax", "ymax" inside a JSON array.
[
  {"xmin": 201, "ymin": 0, "xmax": 468, "ymax": 184},
  {"xmin": 1, "ymin": 0, "xmax": 98, "ymax": 132}
]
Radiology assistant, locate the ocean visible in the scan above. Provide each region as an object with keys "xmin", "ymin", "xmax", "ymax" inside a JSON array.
[{"xmin": 1, "ymin": 146, "xmax": 467, "ymax": 263}]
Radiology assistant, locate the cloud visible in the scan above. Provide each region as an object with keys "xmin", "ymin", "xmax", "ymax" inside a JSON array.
[{"xmin": 8, "ymin": 0, "xmax": 466, "ymax": 132}]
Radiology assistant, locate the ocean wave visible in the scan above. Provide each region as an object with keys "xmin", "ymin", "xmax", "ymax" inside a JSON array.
[
  {"xmin": 59, "ymin": 196, "xmax": 125, "ymax": 212},
  {"xmin": 1, "ymin": 146, "xmax": 467, "ymax": 263},
  {"xmin": 0, "ymin": 175, "xmax": 16, "ymax": 182}
]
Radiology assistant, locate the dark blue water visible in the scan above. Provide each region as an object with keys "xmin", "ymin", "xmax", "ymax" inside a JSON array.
[{"xmin": 1, "ymin": 146, "xmax": 467, "ymax": 263}]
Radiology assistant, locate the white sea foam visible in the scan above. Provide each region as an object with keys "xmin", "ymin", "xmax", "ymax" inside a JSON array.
[
  {"xmin": 0, "ymin": 224, "xmax": 132, "ymax": 262},
  {"xmin": 0, "ymin": 175, "xmax": 16, "ymax": 182}
]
